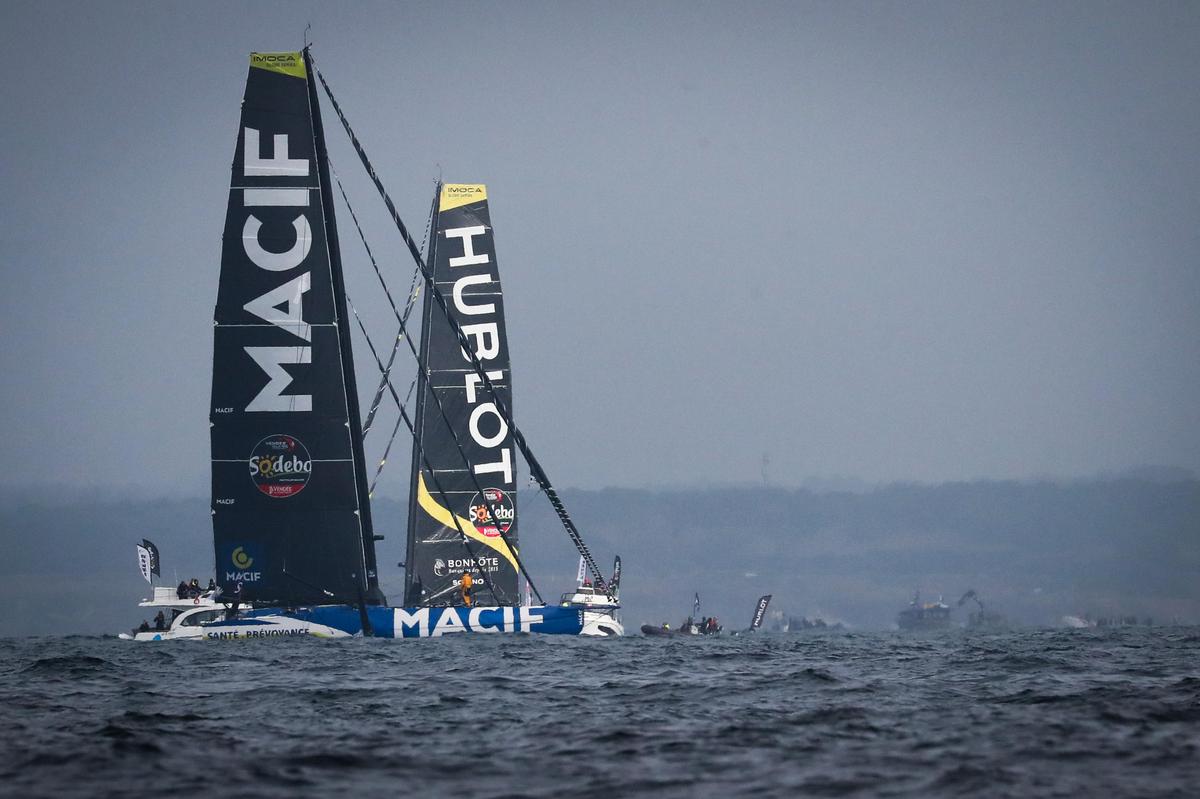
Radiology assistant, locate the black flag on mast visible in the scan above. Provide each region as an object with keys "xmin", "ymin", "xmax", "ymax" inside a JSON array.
[{"xmin": 137, "ymin": 539, "xmax": 161, "ymax": 584}]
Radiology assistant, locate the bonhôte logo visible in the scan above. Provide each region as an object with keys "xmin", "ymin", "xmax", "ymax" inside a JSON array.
[
  {"xmin": 434, "ymin": 556, "xmax": 499, "ymax": 579},
  {"xmin": 248, "ymin": 434, "xmax": 312, "ymax": 498},
  {"xmin": 468, "ymin": 488, "xmax": 514, "ymax": 537}
]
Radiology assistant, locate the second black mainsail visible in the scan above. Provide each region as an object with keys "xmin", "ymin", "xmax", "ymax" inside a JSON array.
[
  {"xmin": 210, "ymin": 51, "xmax": 381, "ymax": 607},
  {"xmin": 405, "ymin": 184, "xmax": 520, "ymax": 606}
]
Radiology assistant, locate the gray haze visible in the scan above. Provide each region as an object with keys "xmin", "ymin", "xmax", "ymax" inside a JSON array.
[
  {"xmin": 1, "ymin": 1, "xmax": 1198, "ymax": 497},
  {"xmin": 3, "ymin": 475, "xmax": 1199, "ymax": 637}
]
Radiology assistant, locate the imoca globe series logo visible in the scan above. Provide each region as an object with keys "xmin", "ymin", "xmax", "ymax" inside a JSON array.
[{"xmin": 248, "ymin": 434, "xmax": 312, "ymax": 498}]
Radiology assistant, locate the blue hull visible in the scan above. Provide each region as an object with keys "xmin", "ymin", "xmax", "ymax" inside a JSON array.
[{"xmin": 287, "ymin": 604, "xmax": 585, "ymax": 638}]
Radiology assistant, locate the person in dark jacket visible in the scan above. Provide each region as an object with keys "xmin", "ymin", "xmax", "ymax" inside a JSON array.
[
  {"xmin": 225, "ymin": 581, "xmax": 243, "ymax": 621},
  {"xmin": 153, "ymin": 611, "xmax": 166, "ymax": 631}
]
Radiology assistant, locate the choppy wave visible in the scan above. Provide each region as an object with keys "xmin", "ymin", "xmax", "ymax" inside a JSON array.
[{"xmin": 0, "ymin": 628, "xmax": 1197, "ymax": 796}]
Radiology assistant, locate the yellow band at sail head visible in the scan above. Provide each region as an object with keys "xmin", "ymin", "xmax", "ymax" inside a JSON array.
[
  {"xmin": 439, "ymin": 184, "xmax": 487, "ymax": 211},
  {"xmin": 249, "ymin": 52, "xmax": 307, "ymax": 80}
]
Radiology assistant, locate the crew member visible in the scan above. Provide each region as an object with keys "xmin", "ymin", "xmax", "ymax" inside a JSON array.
[
  {"xmin": 153, "ymin": 611, "xmax": 166, "ymax": 631},
  {"xmin": 460, "ymin": 570, "xmax": 474, "ymax": 607},
  {"xmin": 176, "ymin": 580, "xmax": 189, "ymax": 599},
  {"xmin": 225, "ymin": 581, "xmax": 243, "ymax": 621}
]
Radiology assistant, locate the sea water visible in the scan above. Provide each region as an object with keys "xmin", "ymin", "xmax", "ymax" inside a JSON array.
[{"xmin": 1, "ymin": 628, "xmax": 1197, "ymax": 797}]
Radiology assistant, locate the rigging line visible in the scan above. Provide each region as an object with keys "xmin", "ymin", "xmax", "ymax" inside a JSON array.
[
  {"xmin": 368, "ymin": 412, "xmax": 405, "ymax": 498},
  {"xmin": 361, "ymin": 333, "xmax": 406, "ymax": 438},
  {"xmin": 330, "ymin": 154, "xmax": 544, "ymax": 606},
  {"xmin": 344, "ymin": 292, "xmax": 510, "ymax": 606},
  {"xmin": 312, "ymin": 60, "xmax": 612, "ymax": 597},
  {"xmin": 328, "ymin": 158, "xmax": 424, "ymax": 436},
  {"xmin": 364, "ymin": 186, "xmax": 433, "ymax": 438}
]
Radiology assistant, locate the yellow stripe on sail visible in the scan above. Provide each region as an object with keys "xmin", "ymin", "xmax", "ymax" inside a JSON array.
[{"xmin": 417, "ymin": 473, "xmax": 519, "ymax": 572}]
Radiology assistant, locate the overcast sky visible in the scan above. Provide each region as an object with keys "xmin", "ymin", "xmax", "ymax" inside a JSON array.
[{"xmin": 0, "ymin": 1, "xmax": 1197, "ymax": 496}]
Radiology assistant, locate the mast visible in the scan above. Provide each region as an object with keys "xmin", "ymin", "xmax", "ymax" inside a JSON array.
[
  {"xmin": 302, "ymin": 47, "xmax": 383, "ymax": 604},
  {"xmin": 402, "ymin": 201, "xmax": 437, "ymax": 604}
]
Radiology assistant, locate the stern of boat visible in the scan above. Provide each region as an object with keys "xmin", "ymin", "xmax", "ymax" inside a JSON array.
[{"xmin": 580, "ymin": 611, "xmax": 623, "ymax": 636}]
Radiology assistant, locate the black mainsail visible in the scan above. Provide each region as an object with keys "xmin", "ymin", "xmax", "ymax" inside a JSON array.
[
  {"xmin": 404, "ymin": 185, "xmax": 520, "ymax": 606},
  {"xmin": 210, "ymin": 51, "xmax": 381, "ymax": 607}
]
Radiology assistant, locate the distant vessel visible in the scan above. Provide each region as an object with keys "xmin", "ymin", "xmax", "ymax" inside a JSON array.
[
  {"xmin": 557, "ymin": 556, "xmax": 622, "ymax": 619},
  {"xmin": 792, "ymin": 616, "xmax": 845, "ymax": 632},
  {"xmin": 640, "ymin": 620, "xmax": 722, "ymax": 637},
  {"xmin": 766, "ymin": 610, "xmax": 846, "ymax": 632},
  {"xmin": 641, "ymin": 592, "xmax": 724, "ymax": 637},
  {"xmin": 896, "ymin": 592, "xmax": 952, "ymax": 631},
  {"xmin": 958, "ymin": 589, "xmax": 1007, "ymax": 630},
  {"xmin": 121, "ymin": 48, "xmax": 621, "ymax": 640}
]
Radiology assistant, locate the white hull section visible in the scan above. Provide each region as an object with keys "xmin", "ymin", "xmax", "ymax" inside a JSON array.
[
  {"xmin": 121, "ymin": 600, "xmax": 622, "ymax": 640},
  {"xmin": 119, "ymin": 611, "xmax": 348, "ymax": 641},
  {"xmin": 580, "ymin": 611, "xmax": 623, "ymax": 636}
]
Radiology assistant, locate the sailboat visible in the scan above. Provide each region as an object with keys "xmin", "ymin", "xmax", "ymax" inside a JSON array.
[{"xmin": 120, "ymin": 48, "xmax": 621, "ymax": 640}]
